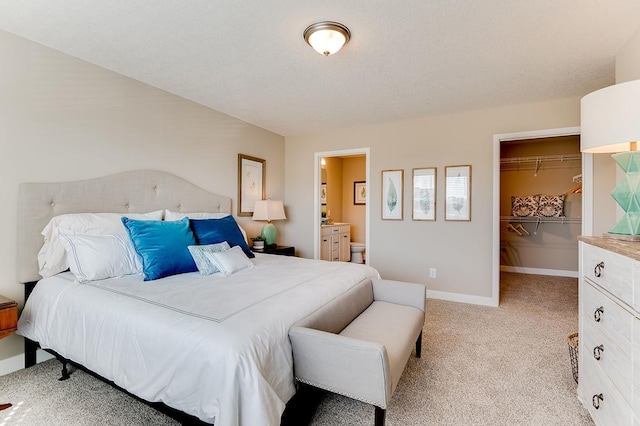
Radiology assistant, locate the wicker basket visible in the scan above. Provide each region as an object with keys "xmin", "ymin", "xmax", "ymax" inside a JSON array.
[{"xmin": 567, "ymin": 332, "xmax": 579, "ymax": 384}]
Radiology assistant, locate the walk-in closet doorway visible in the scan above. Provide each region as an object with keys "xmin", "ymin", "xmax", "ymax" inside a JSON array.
[{"xmin": 492, "ymin": 127, "xmax": 582, "ymax": 305}]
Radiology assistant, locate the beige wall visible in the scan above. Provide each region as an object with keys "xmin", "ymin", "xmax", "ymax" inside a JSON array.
[
  {"xmin": 341, "ymin": 156, "xmax": 366, "ymax": 243},
  {"xmin": 285, "ymin": 97, "xmax": 581, "ymax": 301},
  {"xmin": 0, "ymin": 30, "xmax": 285, "ymax": 363}
]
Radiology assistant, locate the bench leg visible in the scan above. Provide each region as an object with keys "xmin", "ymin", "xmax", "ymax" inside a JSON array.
[
  {"xmin": 416, "ymin": 331, "xmax": 422, "ymax": 358},
  {"xmin": 375, "ymin": 406, "xmax": 386, "ymax": 426}
]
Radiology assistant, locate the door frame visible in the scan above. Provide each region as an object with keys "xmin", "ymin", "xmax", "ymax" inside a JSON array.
[
  {"xmin": 492, "ymin": 126, "xmax": 581, "ymax": 306},
  {"xmin": 314, "ymin": 148, "xmax": 371, "ymax": 263}
]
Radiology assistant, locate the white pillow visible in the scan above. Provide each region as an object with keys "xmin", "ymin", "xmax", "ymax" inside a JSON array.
[
  {"xmin": 204, "ymin": 246, "xmax": 254, "ymax": 276},
  {"xmin": 38, "ymin": 211, "xmax": 163, "ymax": 278},
  {"xmin": 187, "ymin": 242, "xmax": 231, "ymax": 275},
  {"xmin": 163, "ymin": 210, "xmax": 230, "ymax": 221},
  {"xmin": 58, "ymin": 229, "xmax": 142, "ymax": 283},
  {"xmin": 164, "ymin": 210, "xmax": 248, "ymax": 243}
]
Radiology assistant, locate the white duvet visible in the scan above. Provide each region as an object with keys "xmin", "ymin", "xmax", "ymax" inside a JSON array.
[{"xmin": 17, "ymin": 254, "xmax": 379, "ymax": 425}]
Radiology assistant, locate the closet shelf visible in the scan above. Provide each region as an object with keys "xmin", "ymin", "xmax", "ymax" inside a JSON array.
[
  {"xmin": 500, "ymin": 154, "xmax": 581, "ymax": 173},
  {"xmin": 500, "ymin": 216, "xmax": 581, "ymax": 224}
]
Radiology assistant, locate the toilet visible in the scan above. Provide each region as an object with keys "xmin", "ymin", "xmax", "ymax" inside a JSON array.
[{"xmin": 350, "ymin": 242, "xmax": 366, "ymax": 264}]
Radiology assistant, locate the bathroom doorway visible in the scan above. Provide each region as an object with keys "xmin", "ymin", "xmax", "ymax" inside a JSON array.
[{"xmin": 314, "ymin": 148, "xmax": 370, "ymax": 264}]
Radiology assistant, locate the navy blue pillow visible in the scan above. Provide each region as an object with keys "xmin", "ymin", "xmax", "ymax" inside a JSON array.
[
  {"xmin": 121, "ymin": 216, "xmax": 197, "ymax": 281},
  {"xmin": 190, "ymin": 216, "xmax": 255, "ymax": 258}
]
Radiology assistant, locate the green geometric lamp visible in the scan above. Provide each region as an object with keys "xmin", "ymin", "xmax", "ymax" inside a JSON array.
[
  {"xmin": 581, "ymin": 79, "xmax": 640, "ymax": 240},
  {"xmin": 252, "ymin": 200, "xmax": 287, "ymax": 246}
]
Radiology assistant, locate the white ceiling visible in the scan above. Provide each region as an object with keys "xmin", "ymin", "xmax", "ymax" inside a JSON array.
[{"xmin": 1, "ymin": 1, "xmax": 639, "ymax": 136}]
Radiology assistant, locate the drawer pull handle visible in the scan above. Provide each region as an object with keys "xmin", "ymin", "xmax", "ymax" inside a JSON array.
[
  {"xmin": 594, "ymin": 261, "xmax": 604, "ymax": 278},
  {"xmin": 592, "ymin": 393, "xmax": 603, "ymax": 409},
  {"xmin": 594, "ymin": 306, "xmax": 604, "ymax": 322},
  {"xmin": 593, "ymin": 344, "xmax": 604, "ymax": 360}
]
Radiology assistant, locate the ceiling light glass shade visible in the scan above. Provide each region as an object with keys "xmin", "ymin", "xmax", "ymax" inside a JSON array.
[
  {"xmin": 252, "ymin": 200, "xmax": 286, "ymax": 245},
  {"xmin": 303, "ymin": 21, "xmax": 351, "ymax": 56},
  {"xmin": 581, "ymin": 78, "xmax": 640, "ymax": 237}
]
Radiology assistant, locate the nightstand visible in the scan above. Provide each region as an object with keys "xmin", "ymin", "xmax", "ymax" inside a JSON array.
[
  {"xmin": 0, "ymin": 294, "xmax": 18, "ymax": 412},
  {"xmin": 253, "ymin": 245, "xmax": 295, "ymax": 256}
]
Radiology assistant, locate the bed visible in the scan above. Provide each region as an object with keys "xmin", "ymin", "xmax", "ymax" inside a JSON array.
[{"xmin": 15, "ymin": 170, "xmax": 379, "ymax": 425}]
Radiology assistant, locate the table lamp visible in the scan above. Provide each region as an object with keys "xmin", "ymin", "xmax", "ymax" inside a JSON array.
[
  {"xmin": 581, "ymin": 78, "xmax": 640, "ymax": 239},
  {"xmin": 252, "ymin": 200, "xmax": 286, "ymax": 245}
]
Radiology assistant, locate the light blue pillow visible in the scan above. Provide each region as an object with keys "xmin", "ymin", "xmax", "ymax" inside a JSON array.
[
  {"xmin": 121, "ymin": 216, "xmax": 197, "ymax": 281},
  {"xmin": 188, "ymin": 242, "xmax": 230, "ymax": 275}
]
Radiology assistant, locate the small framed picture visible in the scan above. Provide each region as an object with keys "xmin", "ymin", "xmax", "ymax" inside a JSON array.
[
  {"xmin": 412, "ymin": 167, "xmax": 436, "ymax": 221},
  {"xmin": 237, "ymin": 154, "xmax": 265, "ymax": 217},
  {"xmin": 320, "ymin": 183, "xmax": 327, "ymax": 205},
  {"xmin": 445, "ymin": 165, "xmax": 471, "ymax": 221},
  {"xmin": 381, "ymin": 169, "xmax": 403, "ymax": 220},
  {"xmin": 354, "ymin": 181, "xmax": 366, "ymax": 205}
]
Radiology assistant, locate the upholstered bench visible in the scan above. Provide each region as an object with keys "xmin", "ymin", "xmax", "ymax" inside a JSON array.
[{"xmin": 289, "ymin": 278, "xmax": 425, "ymax": 426}]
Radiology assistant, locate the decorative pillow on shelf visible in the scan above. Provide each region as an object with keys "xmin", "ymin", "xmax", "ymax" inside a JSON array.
[
  {"xmin": 164, "ymin": 211, "xmax": 249, "ymax": 243},
  {"xmin": 510, "ymin": 195, "xmax": 539, "ymax": 217},
  {"xmin": 188, "ymin": 242, "xmax": 231, "ymax": 275},
  {"xmin": 38, "ymin": 210, "xmax": 163, "ymax": 278},
  {"xmin": 57, "ymin": 229, "xmax": 142, "ymax": 283},
  {"xmin": 537, "ymin": 194, "xmax": 566, "ymax": 217},
  {"xmin": 204, "ymin": 246, "xmax": 254, "ymax": 276},
  {"xmin": 121, "ymin": 216, "xmax": 198, "ymax": 281},
  {"xmin": 190, "ymin": 216, "xmax": 254, "ymax": 258}
]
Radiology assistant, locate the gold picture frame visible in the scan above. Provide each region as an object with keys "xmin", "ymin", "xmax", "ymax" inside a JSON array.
[
  {"xmin": 445, "ymin": 165, "xmax": 471, "ymax": 221},
  {"xmin": 412, "ymin": 167, "xmax": 436, "ymax": 221},
  {"xmin": 381, "ymin": 169, "xmax": 403, "ymax": 220},
  {"xmin": 237, "ymin": 154, "xmax": 266, "ymax": 217}
]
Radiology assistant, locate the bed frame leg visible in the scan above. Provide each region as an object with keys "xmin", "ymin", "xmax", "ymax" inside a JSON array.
[
  {"xmin": 416, "ymin": 331, "xmax": 422, "ymax": 358},
  {"xmin": 24, "ymin": 338, "xmax": 38, "ymax": 368},
  {"xmin": 374, "ymin": 406, "xmax": 386, "ymax": 426},
  {"xmin": 59, "ymin": 359, "xmax": 71, "ymax": 381}
]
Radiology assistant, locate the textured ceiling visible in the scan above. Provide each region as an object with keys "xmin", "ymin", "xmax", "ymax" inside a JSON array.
[{"xmin": 0, "ymin": 1, "xmax": 639, "ymax": 136}]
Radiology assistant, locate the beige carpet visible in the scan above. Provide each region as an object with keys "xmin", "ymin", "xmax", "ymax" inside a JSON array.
[{"xmin": 0, "ymin": 272, "xmax": 593, "ymax": 425}]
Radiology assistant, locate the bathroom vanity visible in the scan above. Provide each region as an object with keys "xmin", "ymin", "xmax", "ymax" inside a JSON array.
[{"xmin": 320, "ymin": 223, "xmax": 351, "ymax": 262}]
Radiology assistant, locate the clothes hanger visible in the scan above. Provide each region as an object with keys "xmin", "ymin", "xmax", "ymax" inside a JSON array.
[
  {"xmin": 507, "ymin": 223, "xmax": 522, "ymax": 236},
  {"xmin": 515, "ymin": 223, "xmax": 530, "ymax": 236}
]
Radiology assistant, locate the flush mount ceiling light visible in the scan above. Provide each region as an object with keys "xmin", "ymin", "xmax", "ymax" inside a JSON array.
[{"xmin": 303, "ymin": 21, "xmax": 351, "ymax": 56}]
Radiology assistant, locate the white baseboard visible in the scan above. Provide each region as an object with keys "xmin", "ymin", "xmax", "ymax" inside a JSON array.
[
  {"xmin": 0, "ymin": 350, "xmax": 55, "ymax": 376},
  {"xmin": 500, "ymin": 265, "xmax": 578, "ymax": 278},
  {"xmin": 427, "ymin": 289, "xmax": 498, "ymax": 307}
]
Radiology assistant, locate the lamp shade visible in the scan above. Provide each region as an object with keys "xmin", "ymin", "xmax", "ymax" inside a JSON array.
[
  {"xmin": 252, "ymin": 200, "xmax": 286, "ymax": 222},
  {"xmin": 581, "ymin": 79, "xmax": 640, "ymax": 153}
]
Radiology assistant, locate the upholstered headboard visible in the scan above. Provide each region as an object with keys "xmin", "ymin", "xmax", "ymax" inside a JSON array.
[{"xmin": 17, "ymin": 170, "xmax": 232, "ymax": 283}]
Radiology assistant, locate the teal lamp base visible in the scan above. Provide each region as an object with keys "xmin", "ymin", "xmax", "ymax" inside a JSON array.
[
  {"xmin": 608, "ymin": 151, "xmax": 640, "ymax": 240},
  {"xmin": 261, "ymin": 222, "xmax": 278, "ymax": 245}
]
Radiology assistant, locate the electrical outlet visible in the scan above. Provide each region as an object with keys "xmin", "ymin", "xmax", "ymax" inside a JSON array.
[{"xmin": 429, "ymin": 268, "xmax": 436, "ymax": 278}]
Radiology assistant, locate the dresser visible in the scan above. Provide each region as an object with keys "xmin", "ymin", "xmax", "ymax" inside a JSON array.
[
  {"xmin": 578, "ymin": 237, "xmax": 640, "ymax": 425},
  {"xmin": 320, "ymin": 223, "xmax": 350, "ymax": 262}
]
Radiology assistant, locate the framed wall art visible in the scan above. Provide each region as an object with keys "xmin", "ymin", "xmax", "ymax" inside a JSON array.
[
  {"xmin": 237, "ymin": 154, "xmax": 266, "ymax": 217},
  {"xmin": 320, "ymin": 183, "xmax": 327, "ymax": 205},
  {"xmin": 354, "ymin": 181, "xmax": 366, "ymax": 205},
  {"xmin": 412, "ymin": 167, "xmax": 436, "ymax": 221},
  {"xmin": 445, "ymin": 165, "xmax": 471, "ymax": 221},
  {"xmin": 381, "ymin": 169, "xmax": 403, "ymax": 220}
]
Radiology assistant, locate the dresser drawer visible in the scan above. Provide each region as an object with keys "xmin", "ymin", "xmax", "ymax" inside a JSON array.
[
  {"xmin": 582, "ymin": 318, "xmax": 632, "ymax": 403},
  {"xmin": 581, "ymin": 352, "xmax": 633, "ymax": 426},
  {"xmin": 634, "ymin": 318, "xmax": 640, "ymax": 421},
  {"xmin": 582, "ymin": 281, "xmax": 633, "ymax": 350},
  {"xmin": 582, "ymin": 243, "xmax": 633, "ymax": 304}
]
